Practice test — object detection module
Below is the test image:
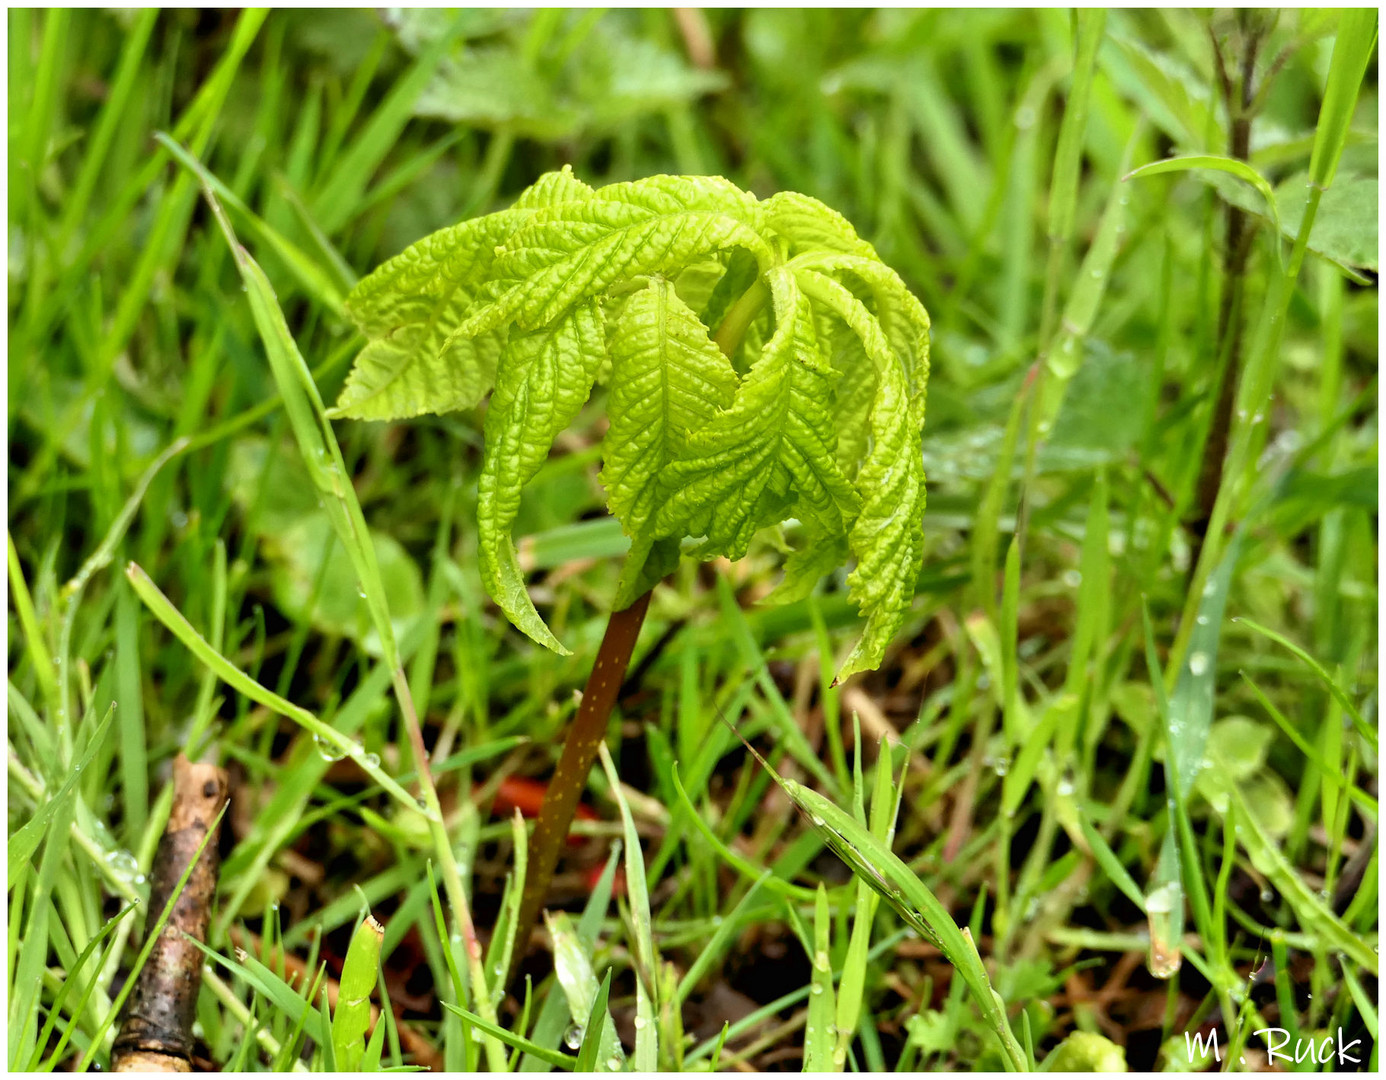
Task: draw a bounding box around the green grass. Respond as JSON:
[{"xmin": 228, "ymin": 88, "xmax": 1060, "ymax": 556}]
[{"xmin": 8, "ymin": 8, "xmax": 1378, "ymax": 1073}]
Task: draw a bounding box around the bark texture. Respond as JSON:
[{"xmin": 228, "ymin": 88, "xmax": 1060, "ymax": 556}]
[{"xmin": 112, "ymin": 755, "xmax": 228, "ymax": 1072}]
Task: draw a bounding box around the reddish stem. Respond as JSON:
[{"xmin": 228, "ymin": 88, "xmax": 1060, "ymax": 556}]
[{"xmin": 509, "ymin": 590, "xmax": 653, "ymax": 975}]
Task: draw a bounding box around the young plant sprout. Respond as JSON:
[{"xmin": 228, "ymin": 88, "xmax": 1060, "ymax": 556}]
[{"xmin": 332, "ymin": 168, "xmax": 930, "ymax": 964}]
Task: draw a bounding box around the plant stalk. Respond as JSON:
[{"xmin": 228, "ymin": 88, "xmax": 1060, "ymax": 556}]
[
  {"xmin": 1188, "ymin": 13, "xmax": 1263, "ymax": 572},
  {"xmin": 509, "ymin": 589, "xmax": 653, "ymax": 976},
  {"xmin": 508, "ymin": 273, "xmax": 766, "ymax": 976}
]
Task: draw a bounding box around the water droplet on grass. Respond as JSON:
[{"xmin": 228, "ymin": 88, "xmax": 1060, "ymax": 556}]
[
  {"xmin": 1188, "ymin": 652, "xmax": 1209, "ymax": 676},
  {"xmin": 313, "ymin": 735, "xmax": 346, "ymax": 762},
  {"xmin": 563, "ymin": 1024, "xmax": 584, "ymax": 1050}
]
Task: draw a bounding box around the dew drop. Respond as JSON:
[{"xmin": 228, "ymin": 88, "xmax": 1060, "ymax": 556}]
[
  {"xmin": 1188, "ymin": 652, "xmax": 1209, "ymax": 677},
  {"xmin": 1260, "ymin": 888, "xmax": 1274, "ymax": 903},
  {"xmin": 313, "ymin": 735, "xmax": 346, "ymax": 762},
  {"xmin": 1196, "ymin": 614, "xmax": 1209, "ymax": 626},
  {"xmin": 809, "ymin": 814, "xmax": 825, "ymax": 828},
  {"xmin": 1145, "ymin": 884, "xmax": 1176, "ymax": 915},
  {"xmin": 606, "ymin": 1057, "xmax": 622, "ymax": 1072},
  {"xmin": 811, "ymin": 983, "xmax": 824, "ymax": 995},
  {"xmin": 363, "ymin": 752, "xmax": 380, "ymax": 769},
  {"xmin": 563, "ymin": 1024, "xmax": 584, "ymax": 1050}
]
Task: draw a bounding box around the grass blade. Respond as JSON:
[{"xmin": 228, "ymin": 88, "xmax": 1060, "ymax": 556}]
[
  {"xmin": 598, "ymin": 744, "xmax": 658, "ymax": 1071},
  {"xmin": 803, "ymin": 883, "xmax": 837, "ymax": 1072}
]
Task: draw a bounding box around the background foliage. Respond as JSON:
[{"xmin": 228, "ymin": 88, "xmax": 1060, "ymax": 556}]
[{"xmin": 8, "ymin": 8, "xmax": 1378, "ymax": 1072}]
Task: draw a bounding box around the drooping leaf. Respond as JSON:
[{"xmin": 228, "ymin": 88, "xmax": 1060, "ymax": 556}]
[
  {"xmin": 477, "ymin": 300, "xmax": 607, "ymax": 653},
  {"xmin": 654, "ymin": 267, "xmax": 861, "ymax": 558},
  {"xmin": 797, "ymin": 269, "xmax": 925, "ymax": 680}
]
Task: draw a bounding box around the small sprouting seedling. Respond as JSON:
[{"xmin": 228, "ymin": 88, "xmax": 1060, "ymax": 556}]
[
  {"xmin": 331, "ymin": 913, "xmax": 385, "ymax": 1071},
  {"xmin": 334, "ymin": 168, "xmax": 930, "ymax": 964}
]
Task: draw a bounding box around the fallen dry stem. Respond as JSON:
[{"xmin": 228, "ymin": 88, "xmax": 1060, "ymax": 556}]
[{"xmin": 112, "ymin": 755, "xmax": 227, "ymax": 1072}]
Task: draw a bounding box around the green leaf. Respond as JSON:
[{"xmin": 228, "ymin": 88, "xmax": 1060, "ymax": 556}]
[
  {"xmin": 774, "ymin": 773, "xmax": 1025, "ymax": 1070},
  {"xmin": 762, "ymin": 190, "xmax": 877, "ymax": 259},
  {"xmin": 333, "ymin": 170, "xmax": 931, "ymax": 680},
  {"xmin": 8, "ymin": 706, "xmax": 115, "ymax": 889},
  {"xmin": 443, "ymin": 1002, "xmax": 579, "ymax": 1070},
  {"xmin": 802, "ymin": 884, "xmax": 837, "ymax": 1072},
  {"xmin": 601, "ymin": 276, "xmax": 737, "ymax": 595},
  {"xmin": 1126, "ymin": 154, "xmax": 1282, "ymax": 239},
  {"xmin": 266, "ymin": 515, "xmax": 425, "ymax": 657},
  {"xmin": 797, "ymin": 270, "xmax": 925, "ymax": 681},
  {"xmin": 656, "ymin": 267, "xmax": 861, "ymax": 559},
  {"xmin": 1105, "ymin": 36, "xmax": 1216, "ymax": 151},
  {"xmin": 478, "ymin": 300, "xmax": 607, "ymax": 653},
  {"xmin": 332, "ymin": 168, "xmax": 595, "ymax": 421},
  {"xmin": 463, "ymin": 175, "xmax": 772, "ymax": 336},
  {"xmin": 1201, "ymin": 171, "xmax": 1378, "ymax": 277},
  {"xmin": 597, "ymin": 746, "xmax": 658, "ymax": 1071},
  {"xmin": 1203, "ymin": 716, "xmax": 1273, "ymax": 782},
  {"xmin": 1308, "ymin": 10, "xmax": 1379, "ymax": 191},
  {"xmin": 1277, "ymin": 174, "xmax": 1378, "ymax": 273},
  {"xmin": 1041, "ymin": 1031, "xmax": 1127, "ymax": 1072},
  {"xmin": 332, "ymin": 914, "xmax": 384, "ymax": 1071}
]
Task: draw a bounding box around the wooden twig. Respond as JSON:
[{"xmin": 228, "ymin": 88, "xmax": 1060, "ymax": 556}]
[
  {"xmin": 672, "ymin": 8, "xmax": 716, "ymax": 69},
  {"xmin": 112, "ymin": 755, "xmax": 228, "ymax": 1072}
]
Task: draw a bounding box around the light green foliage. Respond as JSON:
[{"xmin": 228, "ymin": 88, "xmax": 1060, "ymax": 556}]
[
  {"xmin": 336, "ymin": 169, "xmax": 930, "ymax": 680},
  {"xmin": 1041, "ymin": 1031, "xmax": 1126, "ymax": 1072},
  {"xmin": 331, "ymin": 913, "xmax": 384, "ymax": 1071}
]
